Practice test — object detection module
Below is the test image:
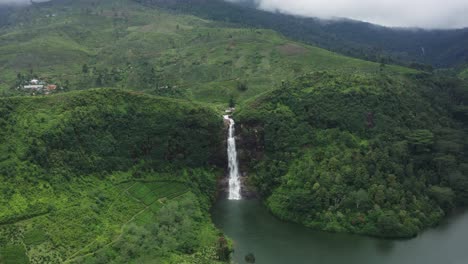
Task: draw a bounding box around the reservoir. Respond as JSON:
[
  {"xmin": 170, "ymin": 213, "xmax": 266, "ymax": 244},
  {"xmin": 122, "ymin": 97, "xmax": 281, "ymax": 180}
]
[{"xmin": 212, "ymin": 199, "xmax": 468, "ymax": 264}]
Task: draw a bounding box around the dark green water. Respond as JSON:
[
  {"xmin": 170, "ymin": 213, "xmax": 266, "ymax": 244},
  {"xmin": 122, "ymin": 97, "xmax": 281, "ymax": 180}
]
[{"xmin": 211, "ymin": 199, "xmax": 468, "ymax": 264}]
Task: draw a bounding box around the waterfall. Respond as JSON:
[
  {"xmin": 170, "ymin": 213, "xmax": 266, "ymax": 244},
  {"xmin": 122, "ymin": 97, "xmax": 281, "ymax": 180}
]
[{"xmin": 224, "ymin": 115, "xmax": 241, "ymax": 200}]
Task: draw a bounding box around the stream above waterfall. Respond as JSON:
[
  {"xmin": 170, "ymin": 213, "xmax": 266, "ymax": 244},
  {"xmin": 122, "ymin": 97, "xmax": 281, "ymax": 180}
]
[{"xmin": 212, "ymin": 199, "xmax": 468, "ymax": 264}]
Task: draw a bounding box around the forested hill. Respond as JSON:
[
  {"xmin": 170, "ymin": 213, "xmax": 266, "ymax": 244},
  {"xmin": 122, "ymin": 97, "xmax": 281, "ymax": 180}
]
[
  {"xmin": 136, "ymin": 0, "xmax": 468, "ymax": 68},
  {"xmin": 236, "ymin": 72, "xmax": 468, "ymax": 238},
  {"xmin": 0, "ymin": 89, "xmax": 230, "ymax": 263},
  {"xmin": 0, "ymin": 1, "xmax": 467, "ymax": 262}
]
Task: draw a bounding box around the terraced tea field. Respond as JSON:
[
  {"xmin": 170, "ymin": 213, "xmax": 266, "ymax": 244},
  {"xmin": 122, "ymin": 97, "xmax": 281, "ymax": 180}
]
[{"xmin": 0, "ymin": 177, "xmax": 191, "ymax": 263}]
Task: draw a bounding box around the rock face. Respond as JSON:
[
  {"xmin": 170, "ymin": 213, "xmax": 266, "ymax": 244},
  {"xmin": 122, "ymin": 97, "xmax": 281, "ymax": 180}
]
[
  {"xmin": 236, "ymin": 121, "xmax": 265, "ymax": 171},
  {"xmin": 234, "ymin": 121, "xmax": 265, "ymax": 199}
]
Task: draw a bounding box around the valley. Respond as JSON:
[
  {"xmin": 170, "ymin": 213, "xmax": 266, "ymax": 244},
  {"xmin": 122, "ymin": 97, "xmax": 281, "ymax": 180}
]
[{"xmin": 0, "ymin": 0, "xmax": 467, "ymax": 263}]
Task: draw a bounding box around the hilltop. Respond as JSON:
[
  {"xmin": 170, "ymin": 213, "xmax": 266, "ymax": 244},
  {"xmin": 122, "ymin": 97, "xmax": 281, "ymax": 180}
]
[
  {"xmin": 138, "ymin": 0, "xmax": 468, "ymax": 68},
  {"xmin": 0, "ymin": 0, "xmax": 413, "ymax": 105}
]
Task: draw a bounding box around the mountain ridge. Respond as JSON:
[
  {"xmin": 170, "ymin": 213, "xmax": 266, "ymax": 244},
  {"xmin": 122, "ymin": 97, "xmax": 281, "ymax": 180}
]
[{"xmin": 137, "ymin": 0, "xmax": 468, "ymax": 67}]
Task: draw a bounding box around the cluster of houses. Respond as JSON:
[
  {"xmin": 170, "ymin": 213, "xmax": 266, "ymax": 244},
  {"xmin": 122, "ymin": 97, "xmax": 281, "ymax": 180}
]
[{"xmin": 22, "ymin": 79, "xmax": 58, "ymax": 95}]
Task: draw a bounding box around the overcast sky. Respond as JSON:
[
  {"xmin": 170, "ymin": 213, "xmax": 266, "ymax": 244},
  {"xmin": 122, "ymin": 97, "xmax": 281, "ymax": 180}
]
[
  {"xmin": 0, "ymin": 0, "xmax": 49, "ymax": 5},
  {"xmin": 0, "ymin": 0, "xmax": 28, "ymax": 4},
  {"xmin": 232, "ymin": 0, "xmax": 468, "ymax": 29},
  {"xmin": 1, "ymin": 0, "xmax": 467, "ymax": 29}
]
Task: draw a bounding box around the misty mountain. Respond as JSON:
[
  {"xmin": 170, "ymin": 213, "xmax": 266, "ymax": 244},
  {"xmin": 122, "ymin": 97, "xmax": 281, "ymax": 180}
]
[
  {"xmin": 135, "ymin": 0, "xmax": 468, "ymax": 67},
  {"xmin": 0, "ymin": 6, "xmax": 13, "ymax": 26}
]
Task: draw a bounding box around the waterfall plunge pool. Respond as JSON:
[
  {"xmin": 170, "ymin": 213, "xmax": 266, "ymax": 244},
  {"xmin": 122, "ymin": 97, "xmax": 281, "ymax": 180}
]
[
  {"xmin": 217, "ymin": 115, "xmax": 468, "ymax": 264},
  {"xmin": 211, "ymin": 199, "xmax": 468, "ymax": 264}
]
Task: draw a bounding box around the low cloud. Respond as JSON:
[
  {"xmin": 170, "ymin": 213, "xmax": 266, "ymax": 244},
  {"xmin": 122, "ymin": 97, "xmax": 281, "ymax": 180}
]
[
  {"xmin": 0, "ymin": 0, "xmax": 49, "ymax": 5},
  {"xmin": 230, "ymin": 0, "xmax": 468, "ymax": 29},
  {"xmin": 0, "ymin": 0, "xmax": 29, "ymax": 5}
]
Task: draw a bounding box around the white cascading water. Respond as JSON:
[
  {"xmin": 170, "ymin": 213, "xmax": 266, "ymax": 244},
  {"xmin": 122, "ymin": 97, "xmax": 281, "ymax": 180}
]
[{"xmin": 224, "ymin": 115, "xmax": 242, "ymax": 200}]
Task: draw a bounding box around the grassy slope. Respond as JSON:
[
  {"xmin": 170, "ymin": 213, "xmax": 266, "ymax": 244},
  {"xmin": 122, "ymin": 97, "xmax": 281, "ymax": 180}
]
[
  {"xmin": 0, "ymin": 0, "xmax": 414, "ymax": 104},
  {"xmin": 0, "ymin": 90, "xmax": 228, "ymax": 263}
]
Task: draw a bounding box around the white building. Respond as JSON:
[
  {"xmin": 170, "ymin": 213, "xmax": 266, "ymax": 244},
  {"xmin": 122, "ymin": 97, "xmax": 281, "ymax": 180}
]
[{"xmin": 23, "ymin": 85, "xmax": 44, "ymax": 90}]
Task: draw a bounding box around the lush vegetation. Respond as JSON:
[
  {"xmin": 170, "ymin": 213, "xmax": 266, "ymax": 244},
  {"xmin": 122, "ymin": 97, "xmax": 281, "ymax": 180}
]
[
  {"xmin": 0, "ymin": 0, "xmax": 467, "ymax": 262},
  {"xmin": 236, "ymin": 72, "xmax": 468, "ymax": 238},
  {"xmin": 0, "ymin": 89, "xmax": 230, "ymax": 263}
]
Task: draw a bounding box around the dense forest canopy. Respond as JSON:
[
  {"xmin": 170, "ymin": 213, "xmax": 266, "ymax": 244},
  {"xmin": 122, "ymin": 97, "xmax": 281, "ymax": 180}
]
[
  {"xmin": 0, "ymin": 90, "xmax": 229, "ymax": 263},
  {"xmin": 236, "ymin": 72, "xmax": 468, "ymax": 237}
]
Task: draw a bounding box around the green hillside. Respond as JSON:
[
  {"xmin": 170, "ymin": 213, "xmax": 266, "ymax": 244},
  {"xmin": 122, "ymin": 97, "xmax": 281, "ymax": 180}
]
[
  {"xmin": 236, "ymin": 72, "xmax": 468, "ymax": 238},
  {"xmin": 0, "ymin": 0, "xmax": 413, "ymax": 104},
  {"xmin": 1, "ymin": 0, "xmax": 468, "ymax": 262},
  {"xmin": 0, "ymin": 89, "xmax": 229, "ymax": 263}
]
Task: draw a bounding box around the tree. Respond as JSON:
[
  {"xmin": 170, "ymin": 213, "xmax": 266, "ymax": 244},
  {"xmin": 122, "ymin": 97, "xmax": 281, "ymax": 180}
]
[
  {"xmin": 96, "ymin": 73, "xmax": 103, "ymax": 86},
  {"xmin": 377, "ymin": 210, "xmax": 400, "ymax": 236},
  {"xmin": 237, "ymin": 81, "xmax": 248, "ymax": 92},
  {"xmin": 433, "ymin": 154, "xmax": 457, "ymax": 177},
  {"xmin": 245, "ymin": 253, "xmax": 256, "ymax": 263},
  {"xmin": 229, "ymin": 97, "xmax": 235, "ymax": 108},
  {"xmin": 352, "ymin": 189, "xmax": 370, "ymax": 210},
  {"xmin": 64, "ymin": 80, "xmax": 70, "ymax": 89},
  {"xmin": 373, "ymin": 185, "xmax": 386, "ymax": 205},
  {"xmin": 149, "ymin": 67, "xmax": 157, "ymax": 86},
  {"xmin": 216, "ymin": 236, "xmax": 231, "ymax": 261},
  {"xmin": 82, "ymin": 64, "xmax": 89, "ymax": 74},
  {"xmin": 379, "ymin": 61, "xmax": 386, "ymax": 72},
  {"xmin": 407, "ymin": 129, "xmax": 434, "ymax": 153},
  {"xmin": 429, "ymin": 186, "xmax": 455, "ymax": 210}
]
